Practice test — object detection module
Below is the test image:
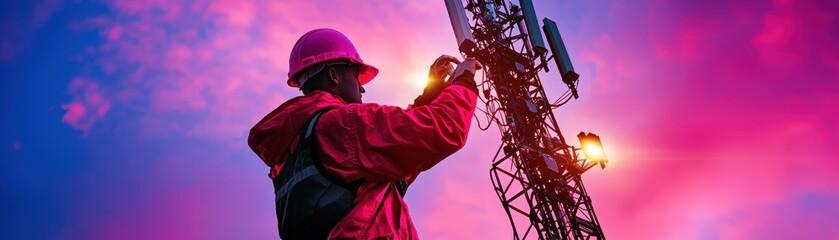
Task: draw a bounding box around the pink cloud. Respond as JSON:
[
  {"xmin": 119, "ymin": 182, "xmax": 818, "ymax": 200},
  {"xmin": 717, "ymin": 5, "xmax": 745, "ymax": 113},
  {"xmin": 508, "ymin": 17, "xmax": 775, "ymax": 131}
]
[
  {"xmin": 208, "ymin": 0, "xmax": 256, "ymax": 27},
  {"xmin": 106, "ymin": 26, "xmax": 123, "ymax": 41},
  {"xmin": 61, "ymin": 77, "xmax": 112, "ymax": 136},
  {"xmin": 750, "ymin": 0, "xmax": 835, "ymax": 69}
]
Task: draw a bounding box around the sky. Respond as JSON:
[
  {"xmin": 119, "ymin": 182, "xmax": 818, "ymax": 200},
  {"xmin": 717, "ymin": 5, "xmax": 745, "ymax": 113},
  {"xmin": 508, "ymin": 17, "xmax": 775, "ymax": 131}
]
[{"xmin": 1, "ymin": 0, "xmax": 838, "ymax": 239}]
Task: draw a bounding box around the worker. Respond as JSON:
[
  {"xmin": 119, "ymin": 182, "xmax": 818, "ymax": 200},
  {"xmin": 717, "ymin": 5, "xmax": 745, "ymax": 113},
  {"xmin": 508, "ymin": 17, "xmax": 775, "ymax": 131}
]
[{"xmin": 248, "ymin": 28, "xmax": 481, "ymax": 239}]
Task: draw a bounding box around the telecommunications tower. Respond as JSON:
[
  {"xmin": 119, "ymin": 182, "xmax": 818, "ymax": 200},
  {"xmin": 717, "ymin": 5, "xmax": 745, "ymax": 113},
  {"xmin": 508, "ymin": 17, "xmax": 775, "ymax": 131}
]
[{"xmin": 444, "ymin": 1, "xmax": 608, "ymax": 239}]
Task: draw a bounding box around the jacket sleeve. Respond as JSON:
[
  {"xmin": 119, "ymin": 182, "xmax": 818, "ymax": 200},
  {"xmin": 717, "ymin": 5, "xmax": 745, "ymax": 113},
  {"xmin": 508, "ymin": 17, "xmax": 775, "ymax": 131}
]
[{"xmin": 316, "ymin": 84, "xmax": 478, "ymax": 182}]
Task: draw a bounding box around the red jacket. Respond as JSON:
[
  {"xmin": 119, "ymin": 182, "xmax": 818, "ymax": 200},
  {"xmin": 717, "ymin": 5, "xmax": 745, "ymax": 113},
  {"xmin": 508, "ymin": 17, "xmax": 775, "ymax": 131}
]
[{"xmin": 249, "ymin": 84, "xmax": 477, "ymax": 239}]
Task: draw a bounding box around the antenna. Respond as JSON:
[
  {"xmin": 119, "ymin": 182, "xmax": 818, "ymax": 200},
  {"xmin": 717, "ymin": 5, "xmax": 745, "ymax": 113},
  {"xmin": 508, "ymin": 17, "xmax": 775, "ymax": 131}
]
[
  {"xmin": 543, "ymin": 18, "xmax": 579, "ymax": 99},
  {"xmin": 519, "ymin": 0, "xmax": 547, "ymax": 55},
  {"xmin": 444, "ymin": 0, "xmax": 476, "ymax": 53}
]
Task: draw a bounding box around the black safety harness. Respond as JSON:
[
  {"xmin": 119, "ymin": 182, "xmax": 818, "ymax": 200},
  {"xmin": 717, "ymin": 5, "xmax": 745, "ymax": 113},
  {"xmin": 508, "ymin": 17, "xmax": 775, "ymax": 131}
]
[{"xmin": 272, "ymin": 108, "xmax": 408, "ymax": 239}]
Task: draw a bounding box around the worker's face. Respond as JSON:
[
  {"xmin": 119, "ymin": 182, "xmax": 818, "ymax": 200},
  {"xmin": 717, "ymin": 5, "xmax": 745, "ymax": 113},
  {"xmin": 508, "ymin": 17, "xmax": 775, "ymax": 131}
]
[{"xmin": 329, "ymin": 63, "xmax": 364, "ymax": 104}]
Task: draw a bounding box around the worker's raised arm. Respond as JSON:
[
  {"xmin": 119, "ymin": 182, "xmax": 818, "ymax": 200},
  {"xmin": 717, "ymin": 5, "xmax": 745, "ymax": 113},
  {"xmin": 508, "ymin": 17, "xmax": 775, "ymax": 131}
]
[{"xmin": 316, "ymin": 78, "xmax": 478, "ymax": 182}]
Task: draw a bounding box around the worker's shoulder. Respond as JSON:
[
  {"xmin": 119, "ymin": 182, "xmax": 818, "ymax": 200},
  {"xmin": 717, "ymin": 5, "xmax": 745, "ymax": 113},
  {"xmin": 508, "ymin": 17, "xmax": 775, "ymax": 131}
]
[
  {"xmin": 315, "ymin": 103, "xmax": 414, "ymax": 132},
  {"xmin": 323, "ymin": 102, "xmax": 409, "ymax": 118}
]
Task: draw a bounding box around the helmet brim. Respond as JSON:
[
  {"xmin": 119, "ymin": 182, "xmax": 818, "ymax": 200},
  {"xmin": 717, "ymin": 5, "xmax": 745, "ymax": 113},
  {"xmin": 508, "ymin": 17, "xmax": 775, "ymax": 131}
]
[
  {"xmin": 357, "ymin": 63, "xmax": 378, "ymax": 86},
  {"xmin": 288, "ymin": 61, "xmax": 378, "ymax": 88}
]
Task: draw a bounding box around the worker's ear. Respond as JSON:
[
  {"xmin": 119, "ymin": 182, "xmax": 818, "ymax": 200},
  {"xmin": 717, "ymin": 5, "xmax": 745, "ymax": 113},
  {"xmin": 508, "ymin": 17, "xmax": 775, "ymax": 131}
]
[{"xmin": 328, "ymin": 67, "xmax": 340, "ymax": 86}]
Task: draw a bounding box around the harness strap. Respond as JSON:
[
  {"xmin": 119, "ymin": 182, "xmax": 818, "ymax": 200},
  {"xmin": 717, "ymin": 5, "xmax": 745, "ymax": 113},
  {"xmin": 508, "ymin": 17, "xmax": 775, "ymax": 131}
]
[
  {"xmin": 274, "ymin": 110, "xmax": 328, "ymax": 203},
  {"xmin": 274, "ymin": 166, "xmax": 317, "ymax": 202}
]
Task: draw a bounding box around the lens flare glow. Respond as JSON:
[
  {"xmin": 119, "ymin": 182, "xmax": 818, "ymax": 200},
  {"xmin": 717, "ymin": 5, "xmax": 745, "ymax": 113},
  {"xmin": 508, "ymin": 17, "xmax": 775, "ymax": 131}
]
[
  {"xmin": 406, "ymin": 71, "xmax": 429, "ymax": 92},
  {"xmin": 585, "ymin": 144, "xmax": 604, "ymax": 160}
]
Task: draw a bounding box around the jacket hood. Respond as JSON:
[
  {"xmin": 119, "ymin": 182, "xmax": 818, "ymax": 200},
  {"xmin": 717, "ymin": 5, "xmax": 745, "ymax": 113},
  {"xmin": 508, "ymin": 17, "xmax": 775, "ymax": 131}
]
[{"xmin": 248, "ymin": 91, "xmax": 346, "ymax": 168}]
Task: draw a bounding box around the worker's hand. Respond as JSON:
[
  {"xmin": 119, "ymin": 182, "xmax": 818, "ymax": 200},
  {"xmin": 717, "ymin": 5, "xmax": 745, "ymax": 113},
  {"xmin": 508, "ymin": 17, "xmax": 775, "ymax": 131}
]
[
  {"xmin": 428, "ymin": 55, "xmax": 460, "ymax": 85},
  {"xmin": 414, "ymin": 55, "xmax": 462, "ymax": 106},
  {"xmin": 451, "ymin": 58, "xmax": 482, "ymax": 92}
]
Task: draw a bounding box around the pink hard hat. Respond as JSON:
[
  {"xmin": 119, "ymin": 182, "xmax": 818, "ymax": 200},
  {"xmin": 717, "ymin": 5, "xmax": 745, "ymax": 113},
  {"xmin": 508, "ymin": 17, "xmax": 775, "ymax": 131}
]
[{"xmin": 287, "ymin": 28, "xmax": 379, "ymax": 87}]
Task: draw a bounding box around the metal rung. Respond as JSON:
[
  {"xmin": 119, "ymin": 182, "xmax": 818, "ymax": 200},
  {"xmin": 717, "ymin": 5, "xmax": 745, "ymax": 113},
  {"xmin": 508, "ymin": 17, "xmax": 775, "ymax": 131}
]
[{"xmin": 574, "ymin": 216, "xmax": 596, "ymax": 233}]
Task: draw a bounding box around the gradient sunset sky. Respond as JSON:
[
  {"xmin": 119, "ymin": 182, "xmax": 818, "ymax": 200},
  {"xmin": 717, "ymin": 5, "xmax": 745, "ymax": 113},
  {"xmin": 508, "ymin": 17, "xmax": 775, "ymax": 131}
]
[{"xmin": 2, "ymin": 0, "xmax": 838, "ymax": 239}]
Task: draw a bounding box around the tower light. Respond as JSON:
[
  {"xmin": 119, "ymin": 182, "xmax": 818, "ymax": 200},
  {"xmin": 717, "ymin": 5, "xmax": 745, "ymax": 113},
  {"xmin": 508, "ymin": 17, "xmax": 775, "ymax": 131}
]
[{"xmin": 578, "ymin": 132, "xmax": 608, "ymax": 169}]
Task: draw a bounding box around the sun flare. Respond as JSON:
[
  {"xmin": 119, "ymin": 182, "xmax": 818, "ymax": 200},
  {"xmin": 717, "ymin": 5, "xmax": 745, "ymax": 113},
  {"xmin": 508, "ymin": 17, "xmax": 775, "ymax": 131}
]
[{"xmin": 406, "ymin": 71, "xmax": 428, "ymax": 92}]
